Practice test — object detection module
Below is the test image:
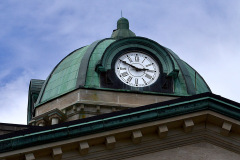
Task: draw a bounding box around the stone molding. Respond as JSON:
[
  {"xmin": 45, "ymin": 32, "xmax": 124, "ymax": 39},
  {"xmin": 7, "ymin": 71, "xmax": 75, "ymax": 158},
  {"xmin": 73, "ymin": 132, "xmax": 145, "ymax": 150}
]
[
  {"xmin": 34, "ymin": 89, "xmax": 177, "ymax": 118},
  {"xmin": 2, "ymin": 111, "xmax": 240, "ymax": 160}
]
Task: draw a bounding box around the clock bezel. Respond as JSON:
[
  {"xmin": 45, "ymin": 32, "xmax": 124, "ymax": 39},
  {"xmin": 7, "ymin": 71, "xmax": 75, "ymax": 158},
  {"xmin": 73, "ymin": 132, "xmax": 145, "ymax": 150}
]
[
  {"xmin": 100, "ymin": 48, "xmax": 169, "ymax": 92},
  {"xmin": 114, "ymin": 51, "xmax": 160, "ymax": 87},
  {"xmin": 99, "ymin": 47, "xmax": 173, "ymax": 93}
]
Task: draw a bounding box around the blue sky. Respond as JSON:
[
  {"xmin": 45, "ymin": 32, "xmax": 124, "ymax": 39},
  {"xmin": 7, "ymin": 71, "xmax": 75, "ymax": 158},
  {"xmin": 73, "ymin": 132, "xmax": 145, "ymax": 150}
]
[{"xmin": 0, "ymin": 0, "xmax": 240, "ymax": 124}]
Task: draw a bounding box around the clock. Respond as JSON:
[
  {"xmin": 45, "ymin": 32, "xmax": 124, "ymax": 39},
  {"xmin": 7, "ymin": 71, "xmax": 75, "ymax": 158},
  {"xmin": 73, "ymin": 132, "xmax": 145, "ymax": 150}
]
[{"xmin": 115, "ymin": 52, "xmax": 160, "ymax": 87}]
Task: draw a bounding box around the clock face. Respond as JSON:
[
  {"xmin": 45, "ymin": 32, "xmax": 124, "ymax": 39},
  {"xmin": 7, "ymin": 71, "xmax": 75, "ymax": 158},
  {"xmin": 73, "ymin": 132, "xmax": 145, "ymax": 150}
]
[{"xmin": 115, "ymin": 52, "xmax": 160, "ymax": 87}]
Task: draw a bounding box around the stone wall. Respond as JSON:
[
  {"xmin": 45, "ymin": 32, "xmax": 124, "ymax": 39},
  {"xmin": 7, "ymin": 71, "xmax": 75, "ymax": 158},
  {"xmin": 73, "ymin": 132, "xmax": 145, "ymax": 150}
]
[
  {"xmin": 123, "ymin": 142, "xmax": 240, "ymax": 160},
  {"xmin": 33, "ymin": 89, "xmax": 178, "ymax": 125}
]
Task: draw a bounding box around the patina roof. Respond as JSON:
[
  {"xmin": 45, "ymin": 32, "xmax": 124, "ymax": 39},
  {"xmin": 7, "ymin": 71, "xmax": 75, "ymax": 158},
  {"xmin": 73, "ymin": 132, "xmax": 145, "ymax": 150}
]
[{"xmin": 33, "ymin": 18, "xmax": 211, "ymax": 106}]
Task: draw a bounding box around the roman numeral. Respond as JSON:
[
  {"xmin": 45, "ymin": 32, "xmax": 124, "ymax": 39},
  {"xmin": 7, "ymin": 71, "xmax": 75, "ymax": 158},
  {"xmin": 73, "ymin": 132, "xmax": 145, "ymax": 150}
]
[
  {"xmin": 146, "ymin": 70, "xmax": 155, "ymax": 73},
  {"xmin": 135, "ymin": 55, "xmax": 139, "ymax": 62},
  {"xmin": 142, "ymin": 78, "xmax": 147, "ymax": 85},
  {"xmin": 127, "ymin": 76, "xmax": 132, "ymax": 82},
  {"xmin": 146, "ymin": 64, "xmax": 152, "ymax": 67},
  {"xmin": 135, "ymin": 78, "xmax": 138, "ymax": 85},
  {"xmin": 121, "ymin": 72, "xmax": 128, "ymax": 77},
  {"xmin": 127, "ymin": 55, "xmax": 133, "ymax": 63},
  {"xmin": 120, "ymin": 67, "xmax": 126, "ymax": 70},
  {"xmin": 142, "ymin": 58, "xmax": 146, "ymax": 63},
  {"xmin": 145, "ymin": 74, "xmax": 152, "ymax": 79}
]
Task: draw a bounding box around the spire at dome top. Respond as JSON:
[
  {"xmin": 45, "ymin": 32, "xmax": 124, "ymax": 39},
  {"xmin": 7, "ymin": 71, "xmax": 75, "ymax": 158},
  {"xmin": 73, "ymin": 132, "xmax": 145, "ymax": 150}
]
[{"xmin": 111, "ymin": 17, "xmax": 136, "ymax": 39}]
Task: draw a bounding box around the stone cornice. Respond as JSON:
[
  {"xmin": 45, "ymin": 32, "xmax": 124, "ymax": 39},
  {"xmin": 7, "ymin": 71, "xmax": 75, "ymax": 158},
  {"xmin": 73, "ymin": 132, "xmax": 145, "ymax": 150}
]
[
  {"xmin": 1, "ymin": 110, "xmax": 240, "ymax": 159},
  {"xmin": 0, "ymin": 93, "xmax": 239, "ymax": 156}
]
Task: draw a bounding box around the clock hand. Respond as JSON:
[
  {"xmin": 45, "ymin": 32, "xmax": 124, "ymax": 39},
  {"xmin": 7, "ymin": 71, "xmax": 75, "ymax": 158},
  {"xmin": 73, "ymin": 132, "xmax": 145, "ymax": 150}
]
[
  {"xmin": 119, "ymin": 59, "xmax": 134, "ymax": 67},
  {"xmin": 119, "ymin": 59, "xmax": 142, "ymax": 71},
  {"xmin": 137, "ymin": 68, "xmax": 157, "ymax": 73},
  {"xmin": 135, "ymin": 67, "xmax": 150, "ymax": 71},
  {"xmin": 119, "ymin": 59, "xmax": 153, "ymax": 72}
]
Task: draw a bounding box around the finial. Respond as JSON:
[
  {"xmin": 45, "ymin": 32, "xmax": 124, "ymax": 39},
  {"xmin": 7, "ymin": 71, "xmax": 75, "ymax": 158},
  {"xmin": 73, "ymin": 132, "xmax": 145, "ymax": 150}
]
[{"xmin": 111, "ymin": 17, "xmax": 136, "ymax": 39}]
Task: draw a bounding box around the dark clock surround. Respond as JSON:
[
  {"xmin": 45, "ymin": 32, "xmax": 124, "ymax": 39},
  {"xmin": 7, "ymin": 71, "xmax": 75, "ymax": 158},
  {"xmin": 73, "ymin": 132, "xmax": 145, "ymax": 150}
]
[{"xmin": 100, "ymin": 47, "xmax": 174, "ymax": 93}]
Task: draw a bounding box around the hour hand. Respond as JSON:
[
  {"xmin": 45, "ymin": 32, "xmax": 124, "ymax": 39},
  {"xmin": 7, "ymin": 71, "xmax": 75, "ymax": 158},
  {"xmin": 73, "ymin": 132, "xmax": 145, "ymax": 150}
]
[{"xmin": 140, "ymin": 68, "xmax": 149, "ymax": 71}]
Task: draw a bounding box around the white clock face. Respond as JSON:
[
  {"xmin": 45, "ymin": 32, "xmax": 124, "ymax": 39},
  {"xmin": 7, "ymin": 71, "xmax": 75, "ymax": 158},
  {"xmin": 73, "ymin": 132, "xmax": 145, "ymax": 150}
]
[{"xmin": 115, "ymin": 52, "xmax": 160, "ymax": 87}]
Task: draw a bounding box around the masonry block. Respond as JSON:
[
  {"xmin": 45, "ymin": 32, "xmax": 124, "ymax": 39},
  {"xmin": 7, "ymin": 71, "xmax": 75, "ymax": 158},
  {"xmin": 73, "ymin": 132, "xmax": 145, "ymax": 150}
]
[
  {"xmin": 25, "ymin": 153, "xmax": 35, "ymax": 160},
  {"xmin": 132, "ymin": 130, "xmax": 142, "ymax": 144},
  {"xmin": 105, "ymin": 136, "xmax": 116, "ymax": 149},
  {"xmin": 79, "ymin": 141, "xmax": 89, "ymax": 155},
  {"xmin": 158, "ymin": 125, "xmax": 168, "ymax": 138},
  {"xmin": 73, "ymin": 105, "xmax": 77, "ymax": 111},
  {"xmin": 221, "ymin": 121, "xmax": 232, "ymax": 136},
  {"xmin": 79, "ymin": 104, "xmax": 85, "ymax": 111},
  {"xmin": 36, "ymin": 119, "xmax": 46, "ymax": 126},
  {"xmin": 52, "ymin": 147, "xmax": 62, "ymax": 160},
  {"xmin": 183, "ymin": 119, "xmax": 194, "ymax": 133},
  {"xmin": 96, "ymin": 106, "xmax": 100, "ymax": 112}
]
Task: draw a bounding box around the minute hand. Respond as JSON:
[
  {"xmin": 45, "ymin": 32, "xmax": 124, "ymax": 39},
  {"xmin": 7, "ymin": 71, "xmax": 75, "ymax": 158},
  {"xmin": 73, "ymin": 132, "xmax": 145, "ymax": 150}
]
[{"xmin": 119, "ymin": 59, "xmax": 142, "ymax": 71}]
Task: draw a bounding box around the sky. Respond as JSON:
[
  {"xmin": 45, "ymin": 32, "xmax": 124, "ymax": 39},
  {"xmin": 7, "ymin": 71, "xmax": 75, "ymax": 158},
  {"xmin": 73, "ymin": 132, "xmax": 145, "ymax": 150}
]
[{"xmin": 0, "ymin": 0, "xmax": 239, "ymax": 124}]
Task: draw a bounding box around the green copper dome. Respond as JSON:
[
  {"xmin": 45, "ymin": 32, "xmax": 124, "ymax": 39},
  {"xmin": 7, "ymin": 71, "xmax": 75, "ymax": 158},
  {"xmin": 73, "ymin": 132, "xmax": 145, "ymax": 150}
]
[{"xmin": 35, "ymin": 19, "xmax": 211, "ymax": 106}]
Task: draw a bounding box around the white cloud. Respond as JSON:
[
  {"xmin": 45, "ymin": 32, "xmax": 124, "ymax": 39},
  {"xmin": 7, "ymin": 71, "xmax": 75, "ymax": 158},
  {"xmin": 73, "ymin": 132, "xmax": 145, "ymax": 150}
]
[{"xmin": 0, "ymin": 70, "xmax": 31, "ymax": 124}]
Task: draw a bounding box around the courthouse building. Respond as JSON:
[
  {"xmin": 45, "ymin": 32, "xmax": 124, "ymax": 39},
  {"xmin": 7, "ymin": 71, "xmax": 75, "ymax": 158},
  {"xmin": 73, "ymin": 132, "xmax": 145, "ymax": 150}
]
[{"xmin": 1, "ymin": 18, "xmax": 240, "ymax": 160}]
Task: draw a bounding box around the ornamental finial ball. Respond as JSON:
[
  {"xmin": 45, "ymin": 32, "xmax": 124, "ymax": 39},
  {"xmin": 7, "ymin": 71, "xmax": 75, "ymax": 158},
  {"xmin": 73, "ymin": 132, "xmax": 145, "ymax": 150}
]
[{"xmin": 117, "ymin": 17, "xmax": 129, "ymax": 29}]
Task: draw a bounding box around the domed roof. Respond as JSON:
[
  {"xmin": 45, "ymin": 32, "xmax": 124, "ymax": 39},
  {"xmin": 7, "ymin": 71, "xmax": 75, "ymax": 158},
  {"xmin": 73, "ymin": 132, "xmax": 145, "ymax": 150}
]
[{"xmin": 35, "ymin": 18, "xmax": 211, "ymax": 106}]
